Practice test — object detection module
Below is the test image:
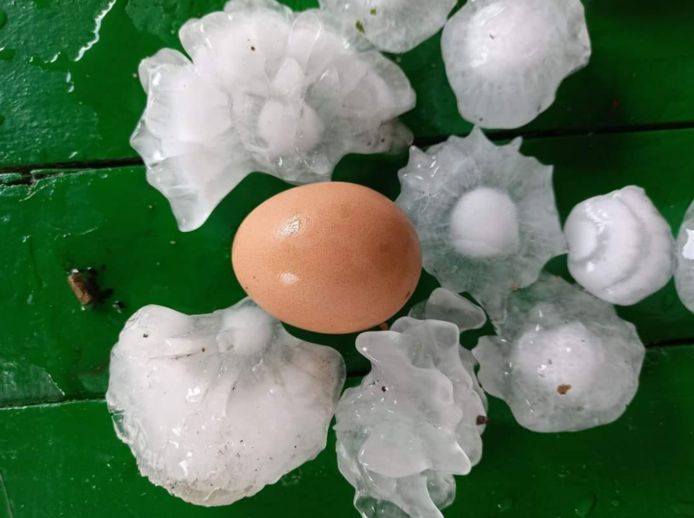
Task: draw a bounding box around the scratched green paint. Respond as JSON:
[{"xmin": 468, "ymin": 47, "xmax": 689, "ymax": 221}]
[{"xmin": 0, "ymin": 346, "xmax": 692, "ymax": 517}]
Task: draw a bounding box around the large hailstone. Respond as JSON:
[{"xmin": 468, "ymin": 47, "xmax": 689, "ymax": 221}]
[
  {"xmin": 106, "ymin": 298, "xmax": 345, "ymax": 506},
  {"xmin": 565, "ymin": 186, "xmax": 675, "ymax": 306},
  {"xmin": 441, "ymin": 0, "xmax": 591, "ymax": 129},
  {"xmin": 675, "ymin": 199, "xmax": 694, "ymax": 312},
  {"xmin": 473, "ymin": 275, "xmax": 645, "ymax": 433},
  {"xmin": 131, "ymin": 0, "xmax": 416, "ymax": 231},
  {"xmin": 396, "ymin": 128, "xmax": 566, "ymax": 321},
  {"xmin": 318, "ymin": 0, "xmax": 456, "ymax": 53},
  {"xmin": 335, "ymin": 317, "xmax": 487, "ymax": 518}
]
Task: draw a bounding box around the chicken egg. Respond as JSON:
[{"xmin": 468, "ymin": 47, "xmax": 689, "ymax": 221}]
[{"xmin": 232, "ymin": 182, "xmax": 422, "ymax": 334}]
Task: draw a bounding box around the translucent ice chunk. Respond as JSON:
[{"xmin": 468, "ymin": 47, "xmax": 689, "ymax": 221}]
[
  {"xmin": 319, "ymin": 0, "xmax": 456, "ymax": 53},
  {"xmin": 473, "ymin": 275, "xmax": 645, "ymax": 432},
  {"xmin": 396, "ymin": 128, "xmax": 566, "ymax": 321},
  {"xmin": 565, "ymin": 186, "xmax": 675, "ymax": 305},
  {"xmin": 132, "ymin": 0, "xmax": 416, "ymax": 231},
  {"xmin": 441, "ymin": 0, "xmax": 591, "ymax": 129},
  {"xmin": 106, "ymin": 298, "xmax": 345, "ymax": 506},
  {"xmin": 409, "ymin": 287, "xmax": 487, "ymax": 331},
  {"xmin": 335, "ymin": 317, "xmax": 487, "ymax": 518},
  {"xmin": 675, "ymin": 199, "xmax": 694, "ymax": 312}
]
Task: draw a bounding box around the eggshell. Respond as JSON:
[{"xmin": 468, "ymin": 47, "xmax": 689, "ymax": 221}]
[{"xmin": 232, "ymin": 182, "xmax": 422, "ymax": 334}]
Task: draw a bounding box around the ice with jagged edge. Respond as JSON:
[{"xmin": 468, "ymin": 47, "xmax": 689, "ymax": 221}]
[
  {"xmin": 131, "ymin": 0, "xmax": 416, "ymax": 231},
  {"xmin": 410, "ymin": 287, "xmax": 487, "ymax": 331},
  {"xmin": 565, "ymin": 186, "xmax": 675, "ymax": 306},
  {"xmin": 473, "ymin": 275, "xmax": 645, "ymax": 433},
  {"xmin": 396, "ymin": 128, "xmax": 566, "ymax": 322},
  {"xmin": 441, "ymin": 0, "xmax": 591, "ymax": 129},
  {"xmin": 319, "ymin": 0, "xmax": 456, "ymax": 53},
  {"xmin": 106, "ymin": 298, "xmax": 345, "ymax": 506},
  {"xmin": 335, "ymin": 317, "xmax": 487, "ymax": 518},
  {"xmin": 675, "ymin": 199, "xmax": 694, "ymax": 312}
]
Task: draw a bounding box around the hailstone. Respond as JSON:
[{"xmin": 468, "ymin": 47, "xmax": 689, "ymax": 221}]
[
  {"xmin": 335, "ymin": 317, "xmax": 487, "ymax": 518},
  {"xmin": 396, "ymin": 128, "xmax": 566, "ymax": 321},
  {"xmin": 565, "ymin": 186, "xmax": 675, "ymax": 306},
  {"xmin": 318, "ymin": 0, "xmax": 456, "ymax": 53},
  {"xmin": 409, "ymin": 287, "xmax": 487, "ymax": 331},
  {"xmin": 675, "ymin": 199, "xmax": 694, "ymax": 312},
  {"xmin": 441, "ymin": 0, "xmax": 591, "ymax": 129},
  {"xmin": 473, "ymin": 275, "xmax": 645, "ymax": 433},
  {"xmin": 131, "ymin": 0, "xmax": 416, "ymax": 231},
  {"xmin": 106, "ymin": 298, "xmax": 346, "ymax": 506}
]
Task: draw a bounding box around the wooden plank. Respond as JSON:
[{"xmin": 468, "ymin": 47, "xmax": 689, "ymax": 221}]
[
  {"xmin": 2, "ymin": 0, "xmax": 694, "ymax": 168},
  {"xmin": 1, "ymin": 129, "xmax": 693, "ymax": 406},
  {"xmin": 0, "ymin": 345, "xmax": 692, "ymax": 517}
]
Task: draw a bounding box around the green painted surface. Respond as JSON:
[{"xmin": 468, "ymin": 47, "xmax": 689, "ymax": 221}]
[
  {"xmin": 2, "ymin": 0, "xmax": 694, "ymax": 167},
  {"xmin": 1, "ymin": 129, "xmax": 692, "ymax": 407},
  {"xmin": 0, "ymin": 346, "xmax": 692, "ymax": 517},
  {"xmin": 0, "ymin": 0, "xmax": 693, "ymax": 515}
]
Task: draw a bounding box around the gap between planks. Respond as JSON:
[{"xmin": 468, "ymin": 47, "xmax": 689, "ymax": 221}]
[
  {"xmin": 3, "ymin": 120, "xmax": 694, "ymax": 180},
  {"xmin": 1, "ymin": 340, "xmax": 693, "ymax": 411}
]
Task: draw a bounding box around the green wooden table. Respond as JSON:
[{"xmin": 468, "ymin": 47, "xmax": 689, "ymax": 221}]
[{"xmin": 1, "ymin": 0, "xmax": 693, "ymax": 516}]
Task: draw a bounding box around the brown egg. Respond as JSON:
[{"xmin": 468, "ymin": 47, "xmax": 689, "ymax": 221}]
[{"xmin": 231, "ymin": 182, "xmax": 422, "ymax": 334}]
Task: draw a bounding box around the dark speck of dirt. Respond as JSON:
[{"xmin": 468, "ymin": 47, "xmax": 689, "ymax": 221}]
[
  {"xmin": 557, "ymin": 384, "xmax": 572, "ymax": 395},
  {"xmin": 381, "ymin": 386, "xmax": 387, "ymax": 392},
  {"xmin": 142, "ymin": 333, "xmax": 149, "ymax": 339},
  {"xmin": 67, "ymin": 268, "xmax": 113, "ymax": 306},
  {"xmin": 476, "ymin": 415, "xmax": 489, "ymax": 426}
]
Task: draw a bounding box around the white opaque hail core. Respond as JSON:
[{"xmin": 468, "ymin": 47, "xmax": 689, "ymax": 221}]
[
  {"xmin": 396, "ymin": 128, "xmax": 566, "ymax": 321},
  {"xmin": 335, "ymin": 317, "xmax": 487, "ymax": 518},
  {"xmin": 565, "ymin": 185, "xmax": 675, "ymax": 306},
  {"xmin": 449, "ymin": 187, "xmax": 520, "ymax": 258},
  {"xmin": 319, "ymin": 0, "xmax": 456, "ymax": 53},
  {"xmin": 131, "ymin": 0, "xmax": 415, "ymax": 231},
  {"xmin": 675, "ymin": 199, "xmax": 694, "ymax": 312},
  {"xmin": 441, "ymin": 0, "xmax": 591, "ymax": 129},
  {"xmin": 106, "ymin": 298, "xmax": 345, "ymax": 506},
  {"xmin": 473, "ymin": 275, "xmax": 645, "ymax": 433}
]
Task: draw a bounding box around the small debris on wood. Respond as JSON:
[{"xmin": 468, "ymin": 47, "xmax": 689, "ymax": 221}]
[
  {"xmin": 66, "ymin": 267, "xmax": 114, "ymax": 307},
  {"xmin": 557, "ymin": 384, "xmax": 572, "ymax": 395},
  {"xmin": 67, "ymin": 270, "xmax": 96, "ymax": 306}
]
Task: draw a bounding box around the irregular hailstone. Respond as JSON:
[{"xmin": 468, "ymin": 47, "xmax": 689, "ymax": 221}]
[
  {"xmin": 335, "ymin": 317, "xmax": 487, "ymax": 518},
  {"xmin": 675, "ymin": 199, "xmax": 694, "ymax": 312},
  {"xmin": 106, "ymin": 298, "xmax": 345, "ymax": 506},
  {"xmin": 396, "ymin": 128, "xmax": 566, "ymax": 321},
  {"xmin": 473, "ymin": 275, "xmax": 645, "ymax": 433},
  {"xmin": 131, "ymin": 0, "xmax": 416, "ymax": 231},
  {"xmin": 441, "ymin": 0, "xmax": 591, "ymax": 129},
  {"xmin": 409, "ymin": 287, "xmax": 487, "ymax": 331},
  {"xmin": 565, "ymin": 186, "xmax": 675, "ymax": 306},
  {"xmin": 319, "ymin": 0, "xmax": 456, "ymax": 53}
]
